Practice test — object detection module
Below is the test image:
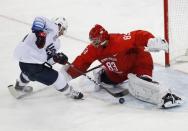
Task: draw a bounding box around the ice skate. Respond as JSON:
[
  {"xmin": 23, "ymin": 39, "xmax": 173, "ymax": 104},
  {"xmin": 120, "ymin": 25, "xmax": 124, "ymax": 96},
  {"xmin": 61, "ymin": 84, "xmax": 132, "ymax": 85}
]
[
  {"xmin": 14, "ymin": 80, "xmax": 33, "ymax": 93},
  {"xmin": 67, "ymin": 86, "xmax": 83, "ymax": 99},
  {"xmin": 161, "ymin": 93, "xmax": 183, "ymax": 108},
  {"xmin": 8, "ymin": 81, "xmax": 33, "ymax": 99}
]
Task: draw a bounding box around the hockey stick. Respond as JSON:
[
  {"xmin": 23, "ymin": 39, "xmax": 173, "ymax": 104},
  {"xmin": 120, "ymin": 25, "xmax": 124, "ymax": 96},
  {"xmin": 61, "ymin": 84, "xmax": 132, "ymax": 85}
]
[
  {"xmin": 67, "ymin": 62, "xmax": 128, "ymax": 97},
  {"xmin": 85, "ymin": 64, "xmax": 102, "ymax": 73}
]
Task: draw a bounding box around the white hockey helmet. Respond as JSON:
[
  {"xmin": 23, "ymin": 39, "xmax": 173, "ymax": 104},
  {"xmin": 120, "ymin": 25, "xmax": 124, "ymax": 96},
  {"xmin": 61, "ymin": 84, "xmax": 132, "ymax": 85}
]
[{"xmin": 53, "ymin": 17, "xmax": 68, "ymax": 32}]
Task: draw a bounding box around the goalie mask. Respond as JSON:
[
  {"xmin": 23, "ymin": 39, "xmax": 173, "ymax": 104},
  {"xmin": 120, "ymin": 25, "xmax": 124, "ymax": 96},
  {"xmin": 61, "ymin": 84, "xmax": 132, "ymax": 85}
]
[
  {"xmin": 53, "ymin": 17, "xmax": 68, "ymax": 35},
  {"xmin": 89, "ymin": 24, "xmax": 109, "ymax": 47}
]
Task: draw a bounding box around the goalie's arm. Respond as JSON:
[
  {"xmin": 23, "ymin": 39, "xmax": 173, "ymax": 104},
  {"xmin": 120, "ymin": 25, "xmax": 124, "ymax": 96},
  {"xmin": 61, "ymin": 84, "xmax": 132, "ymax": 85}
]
[{"xmin": 67, "ymin": 45, "xmax": 97, "ymax": 78}]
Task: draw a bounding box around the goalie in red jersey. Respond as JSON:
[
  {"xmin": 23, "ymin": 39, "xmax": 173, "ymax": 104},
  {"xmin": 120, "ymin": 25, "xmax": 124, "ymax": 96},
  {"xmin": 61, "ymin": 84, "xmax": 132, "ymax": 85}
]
[{"xmin": 66, "ymin": 24, "xmax": 182, "ymax": 108}]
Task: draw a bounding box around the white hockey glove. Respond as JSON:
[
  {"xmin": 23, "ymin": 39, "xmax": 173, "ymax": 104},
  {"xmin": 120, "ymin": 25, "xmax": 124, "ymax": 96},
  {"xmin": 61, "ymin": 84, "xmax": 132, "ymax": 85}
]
[{"xmin": 145, "ymin": 38, "xmax": 169, "ymax": 53}]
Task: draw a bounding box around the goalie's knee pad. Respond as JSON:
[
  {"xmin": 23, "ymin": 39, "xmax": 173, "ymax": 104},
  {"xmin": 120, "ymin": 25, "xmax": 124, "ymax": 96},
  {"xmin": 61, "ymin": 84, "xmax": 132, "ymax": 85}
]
[
  {"xmin": 93, "ymin": 67, "xmax": 117, "ymax": 84},
  {"xmin": 93, "ymin": 68, "xmax": 103, "ymax": 83},
  {"xmin": 128, "ymin": 73, "xmax": 169, "ymax": 105},
  {"xmin": 93, "ymin": 67, "xmax": 115, "ymax": 91},
  {"xmin": 52, "ymin": 72, "xmax": 68, "ymax": 91},
  {"xmin": 93, "ymin": 67, "xmax": 103, "ymax": 91}
]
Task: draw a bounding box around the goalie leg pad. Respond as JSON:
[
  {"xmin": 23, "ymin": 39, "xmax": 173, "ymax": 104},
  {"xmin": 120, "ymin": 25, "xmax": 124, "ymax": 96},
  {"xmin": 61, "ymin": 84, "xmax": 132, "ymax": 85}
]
[{"xmin": 127, "ymin": 73, "xmax": 169, "ymax": 105}]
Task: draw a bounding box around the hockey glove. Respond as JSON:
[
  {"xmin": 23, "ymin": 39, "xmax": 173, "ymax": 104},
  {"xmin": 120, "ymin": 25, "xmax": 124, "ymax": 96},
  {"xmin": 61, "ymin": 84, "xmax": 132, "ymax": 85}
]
[
  {"xmin": 53, "ymin": 52, "xmax": 68, "ymax": 65},
  {"xmin": 146, "ymin": 37, "xmax": 169, "ymax": 53},
  {"xmin": 35, "ymin": 31, "xmax": 46, "ymax": 49}
]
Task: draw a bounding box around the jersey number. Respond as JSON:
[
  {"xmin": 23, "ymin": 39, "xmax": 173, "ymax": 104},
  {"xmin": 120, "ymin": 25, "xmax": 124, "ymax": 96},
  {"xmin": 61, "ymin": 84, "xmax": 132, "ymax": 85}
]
[
  {"xmin": 105, "ymin": 62, "xmax": 118, "ymax": 72},
  {"xmin": 123, "ymin": 33, "xmax": 131, "ymax": 40}
]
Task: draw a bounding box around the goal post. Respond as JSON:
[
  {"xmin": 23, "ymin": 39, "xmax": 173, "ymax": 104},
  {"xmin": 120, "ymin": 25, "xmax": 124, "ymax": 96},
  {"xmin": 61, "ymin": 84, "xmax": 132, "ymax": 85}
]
[
  {"xmin": 163, "ymin": 0, "xmax": 170, "ymax": 66},
  {"xmin": 163, "ymin": 0, "xmax": 188, "ymax": 66}
]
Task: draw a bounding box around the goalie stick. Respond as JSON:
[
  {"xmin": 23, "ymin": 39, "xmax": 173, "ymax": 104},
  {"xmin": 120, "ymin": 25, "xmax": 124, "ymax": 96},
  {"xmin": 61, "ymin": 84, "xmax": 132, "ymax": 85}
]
[
  {"xmin": 85, "ymin": 64, "xmax": 102, "ymax": 73},
  {"xmin": 67, "ymin": 62, "xmax": 129, "ymax": 97}
]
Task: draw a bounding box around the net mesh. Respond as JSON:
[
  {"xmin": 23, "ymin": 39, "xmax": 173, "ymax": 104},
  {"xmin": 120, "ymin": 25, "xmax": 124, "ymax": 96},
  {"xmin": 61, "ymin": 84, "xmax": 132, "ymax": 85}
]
[{"xmin": 168, "ymin": 0, "xmax": 188, "ymax": 64}]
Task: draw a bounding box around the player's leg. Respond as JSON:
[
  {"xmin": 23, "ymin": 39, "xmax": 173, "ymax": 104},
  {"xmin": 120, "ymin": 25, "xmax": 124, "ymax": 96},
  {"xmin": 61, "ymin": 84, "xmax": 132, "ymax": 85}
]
[
  {"xmin": 129, "ymin": 51, "xmax": 182, "ymax": 108},
  {"xmin": 50, "ymin": 70, "xmax": 83, "ymax": 99},
  {"xmin": 31, "ymin": 64, "xmax": 83, "ymax": 99},
  {"xmin": 18, "ymin": 62, "xmax": 83, "ymax": 99}
]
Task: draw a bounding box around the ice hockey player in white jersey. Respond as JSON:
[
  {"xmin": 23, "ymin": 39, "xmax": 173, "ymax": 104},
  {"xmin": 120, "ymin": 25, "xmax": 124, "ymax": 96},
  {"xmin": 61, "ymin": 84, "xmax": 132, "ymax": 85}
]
[{"xmin": 12, "ymin": 16, "xmax": 83, "ymax": 99}]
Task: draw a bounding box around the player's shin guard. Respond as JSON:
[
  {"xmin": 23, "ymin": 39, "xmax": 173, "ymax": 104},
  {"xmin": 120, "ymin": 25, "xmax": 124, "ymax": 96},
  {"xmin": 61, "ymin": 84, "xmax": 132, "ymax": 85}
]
[
  {"xmin": 57, "ymin": 84, "xmax": 83, "ymax": 99},
  {"xmin": 127, "ymin": 73, "xmax": 182, "ymax": 108},
  {"xmin": 60, "ymin": 64, "xmax": 72, "ymax": 82},
  {"xmin": 52, "ymin": 72, "xmax": 83, "ymax": 99}
]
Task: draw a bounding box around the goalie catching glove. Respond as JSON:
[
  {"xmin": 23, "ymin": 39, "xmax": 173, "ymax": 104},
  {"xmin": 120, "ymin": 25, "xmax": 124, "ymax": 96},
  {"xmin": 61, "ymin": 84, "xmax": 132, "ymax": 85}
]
[
  {"xmin": 146, "ymin": 37, "xmax": 169, "ymax": 52},
  {"xmin": 53, "ymin": 52, "xmax": 68, "ymax": 65}
]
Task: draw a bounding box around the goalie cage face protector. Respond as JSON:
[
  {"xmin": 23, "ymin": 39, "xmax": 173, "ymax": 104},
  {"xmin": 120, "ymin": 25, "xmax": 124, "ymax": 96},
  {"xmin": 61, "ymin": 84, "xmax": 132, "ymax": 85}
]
[{"xmin": 89, "ymin": 24, "xmax": 109, "ymax": 47}]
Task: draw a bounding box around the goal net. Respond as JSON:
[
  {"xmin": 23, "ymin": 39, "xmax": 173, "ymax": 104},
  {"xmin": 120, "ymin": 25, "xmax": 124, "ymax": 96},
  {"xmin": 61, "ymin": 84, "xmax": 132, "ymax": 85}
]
[{"xmin": 164, "ymin": 0, "xmax": 188, "ymax": 66}]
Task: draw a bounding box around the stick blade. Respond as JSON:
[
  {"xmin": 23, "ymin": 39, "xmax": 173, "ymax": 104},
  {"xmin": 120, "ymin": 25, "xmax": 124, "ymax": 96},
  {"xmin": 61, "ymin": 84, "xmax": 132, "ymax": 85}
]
[{"xmin": 101, "ymin": 86, "xmax": 129, "ymax": 97}]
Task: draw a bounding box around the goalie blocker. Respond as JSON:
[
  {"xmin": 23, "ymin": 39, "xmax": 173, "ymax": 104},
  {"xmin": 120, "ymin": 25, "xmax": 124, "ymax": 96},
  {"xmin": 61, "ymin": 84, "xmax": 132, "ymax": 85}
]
[{"xmin": 128, "ymin": 73, "xmax": 182, "ymax": 108}]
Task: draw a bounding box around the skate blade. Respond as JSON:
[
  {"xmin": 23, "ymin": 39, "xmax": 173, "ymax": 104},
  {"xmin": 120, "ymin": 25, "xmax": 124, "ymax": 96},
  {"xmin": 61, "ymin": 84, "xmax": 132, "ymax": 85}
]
[
  {"xmin": 7, "ymin": 85, "xmax": 29, "ymax": 99},
  {"xmin": 163, "ymin": 100, "xmax": 183, "ymax": 108}
]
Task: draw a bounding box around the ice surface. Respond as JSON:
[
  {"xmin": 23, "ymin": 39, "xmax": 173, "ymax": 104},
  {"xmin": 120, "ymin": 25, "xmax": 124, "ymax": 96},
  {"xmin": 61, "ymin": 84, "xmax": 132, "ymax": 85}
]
[{"xmin": 0, "ymin": 0, "xmax": 188, "ymax": 131}]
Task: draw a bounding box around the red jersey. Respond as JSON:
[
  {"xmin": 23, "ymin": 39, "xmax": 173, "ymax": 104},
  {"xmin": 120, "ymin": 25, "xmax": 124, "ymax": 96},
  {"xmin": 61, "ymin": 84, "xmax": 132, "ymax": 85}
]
[{"xmin": 67, "ymin": 30, "xmax": 154, "ymax": 83}]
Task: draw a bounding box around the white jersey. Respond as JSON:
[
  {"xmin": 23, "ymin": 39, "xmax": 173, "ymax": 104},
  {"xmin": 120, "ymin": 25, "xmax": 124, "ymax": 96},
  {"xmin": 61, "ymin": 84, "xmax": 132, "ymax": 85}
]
[{"xmin": 14, "ymin": 17, "xmax": 60, "ymax": 64}]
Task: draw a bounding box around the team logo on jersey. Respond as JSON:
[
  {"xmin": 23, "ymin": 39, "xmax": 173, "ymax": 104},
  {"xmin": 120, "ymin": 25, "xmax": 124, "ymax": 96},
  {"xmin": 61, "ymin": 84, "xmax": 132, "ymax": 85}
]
[
  {"xmin": 46, "ymin": 43, "xmax": 56, "ymax": 60},
  {"xmin": 123, "ymin": 33, "xmax": 131, "ymax": 40}
]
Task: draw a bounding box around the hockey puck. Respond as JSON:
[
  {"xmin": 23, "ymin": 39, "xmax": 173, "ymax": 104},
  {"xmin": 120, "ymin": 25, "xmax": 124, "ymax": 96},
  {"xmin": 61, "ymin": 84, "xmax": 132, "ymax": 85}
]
[{"xmin": 119, "ymin": 98, "xmax": 125, "ymax": 104}]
